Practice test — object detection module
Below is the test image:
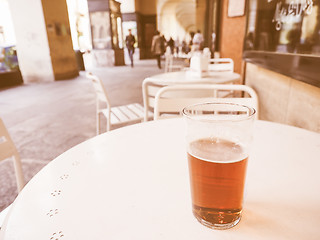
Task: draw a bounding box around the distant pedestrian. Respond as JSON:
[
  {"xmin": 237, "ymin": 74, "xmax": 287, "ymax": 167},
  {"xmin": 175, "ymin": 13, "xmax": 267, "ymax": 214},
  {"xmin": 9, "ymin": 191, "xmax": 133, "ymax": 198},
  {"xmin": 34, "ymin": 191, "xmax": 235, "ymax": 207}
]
[
  {"xmin": 167, "ymin": 37, "xmax": 174, "ymax": 54},
  {"xmin": 211, "ymin": 31, "xmax": 216, "ymax": 56},
  {"xmin": 181, "ymin": 40, "xmax": 188, "ymax": 53},
  {"xmin": 175, "ymin": 38, "xmax": 180, "ymax": 54},
  {"xmin": 125, "ymin": 29, "xmax": 136, "ymax": 67},
  {"xmin": 189, "ymin": 31, "xmax": 195, "ymax": 51},
  {"xmin": 151, "ymin": 31, "xmax": 165, "ymax": 69},
  {"xmin": 192, "ymin": 30, "xmax": 204, "ymax": 51}
]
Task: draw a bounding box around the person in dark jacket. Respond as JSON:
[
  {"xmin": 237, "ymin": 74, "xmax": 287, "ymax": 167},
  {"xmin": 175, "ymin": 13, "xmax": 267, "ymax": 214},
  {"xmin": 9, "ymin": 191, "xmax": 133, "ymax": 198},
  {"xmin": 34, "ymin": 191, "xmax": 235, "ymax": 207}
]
[
  {"xmin": 125, "ymin": 29, "xmax": 136, "ymax": 67},
  {"xmin": 167, "ymin": 37, "xmax": 174, "ymax": 54},
  {"xmin": 151, "ymin": 31, "xmax": 165, "ymax": 69}
]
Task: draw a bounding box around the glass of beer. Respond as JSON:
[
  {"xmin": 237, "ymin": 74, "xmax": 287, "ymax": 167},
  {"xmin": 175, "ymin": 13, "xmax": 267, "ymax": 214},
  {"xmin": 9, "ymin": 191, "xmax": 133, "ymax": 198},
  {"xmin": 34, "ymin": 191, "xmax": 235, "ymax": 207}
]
[{"xmin": 182, "ymin": 102, "xmax": 256, "ymax": 230}]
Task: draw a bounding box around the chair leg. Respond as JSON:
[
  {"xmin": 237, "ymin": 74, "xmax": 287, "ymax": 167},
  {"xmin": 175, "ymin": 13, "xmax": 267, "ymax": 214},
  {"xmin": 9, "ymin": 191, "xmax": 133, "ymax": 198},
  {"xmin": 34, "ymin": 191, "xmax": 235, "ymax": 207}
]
[
  {"xmin": 0, "ymin": 204, "xmax": 11, "ymax": 229},
  {"xmin": 106, "ymin": 116, "xmax": 110, "ymax": 132},
  {"xmin": 96, "ymin": 112, "xmax": 100, "ymax": 135},
  {"xmin": 13, "ymin": 155, "xmax": 25, "ymax": 192}
]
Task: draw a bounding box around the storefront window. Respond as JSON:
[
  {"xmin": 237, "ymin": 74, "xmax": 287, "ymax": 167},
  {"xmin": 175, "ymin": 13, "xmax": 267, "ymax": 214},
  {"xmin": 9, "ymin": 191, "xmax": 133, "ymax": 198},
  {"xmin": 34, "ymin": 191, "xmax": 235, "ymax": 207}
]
[
  {"xmin": 110, "ymin": 13, "xmax": 118, "ymax": 48},
  {"xmin": 90, "ymin": 11, "xmax": 112, "ymax": 49},
  {"xmin": 244, "ymin": 0, "xmax": 320, "ymax": 56},
  {"xmin": 117, "ymin": 17, "xmax": 123, "ymax": 49},
  {"xmin": 244, "ymin": 0, "xmax": 320, "ymax": 88}
]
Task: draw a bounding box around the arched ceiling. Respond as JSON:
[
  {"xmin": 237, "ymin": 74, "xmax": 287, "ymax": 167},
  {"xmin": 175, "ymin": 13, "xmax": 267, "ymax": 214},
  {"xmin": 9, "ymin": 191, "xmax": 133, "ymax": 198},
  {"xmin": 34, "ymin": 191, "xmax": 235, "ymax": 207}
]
[
  {"xmin": 175, "ymin": 1, "xmax": 196, "ymax": 31},
  {"xmin": 157, "ymin": 0, "xmax": 196, "ymax": 39}
]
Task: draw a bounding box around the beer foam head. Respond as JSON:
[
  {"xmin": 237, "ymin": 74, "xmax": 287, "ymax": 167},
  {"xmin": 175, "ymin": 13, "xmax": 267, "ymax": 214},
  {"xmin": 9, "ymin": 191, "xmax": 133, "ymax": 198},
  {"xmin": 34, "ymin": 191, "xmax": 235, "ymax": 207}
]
[{"xmin": 188, "ymin": 138, "xmax": 248, "ymax": 163}]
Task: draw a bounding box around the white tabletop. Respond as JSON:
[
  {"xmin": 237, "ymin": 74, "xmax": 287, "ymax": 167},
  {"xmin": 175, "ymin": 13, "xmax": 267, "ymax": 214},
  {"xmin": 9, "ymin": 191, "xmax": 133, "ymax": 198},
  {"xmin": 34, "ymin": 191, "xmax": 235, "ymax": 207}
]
[
  {"xmin": 1, "ymin": 119, "xmax": 320, "ymax": 240},
  {"xmin": 147, "ymin": 70, "xmax": 240, "ymax": 85}
]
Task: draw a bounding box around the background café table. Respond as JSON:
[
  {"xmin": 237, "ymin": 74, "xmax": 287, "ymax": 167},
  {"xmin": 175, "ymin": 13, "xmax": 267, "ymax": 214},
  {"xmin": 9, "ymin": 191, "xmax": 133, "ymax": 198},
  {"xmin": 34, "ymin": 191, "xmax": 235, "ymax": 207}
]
[
  {"xmin": 146, "ymin": 70, "xmax": 240, "ymax": 85},
  {"xmin": 1, "ymin": 119, "xmax": 320, "ymax": 240}
]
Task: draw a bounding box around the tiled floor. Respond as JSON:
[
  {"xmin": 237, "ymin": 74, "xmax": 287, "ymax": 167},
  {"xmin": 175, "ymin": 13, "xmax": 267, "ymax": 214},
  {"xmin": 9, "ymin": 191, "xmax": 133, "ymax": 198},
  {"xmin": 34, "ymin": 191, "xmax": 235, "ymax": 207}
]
[{"xmin": 0, "ymin": 59, "xmax": 164, "ymax": 211}]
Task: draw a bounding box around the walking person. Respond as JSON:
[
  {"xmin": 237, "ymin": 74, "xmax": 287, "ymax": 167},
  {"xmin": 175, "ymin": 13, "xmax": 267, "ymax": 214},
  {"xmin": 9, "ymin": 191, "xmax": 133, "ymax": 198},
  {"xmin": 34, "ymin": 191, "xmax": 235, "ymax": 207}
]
[
  {"xmin": 192, "ymin": 30, "xmax": 204, "ymax": 51},
  {"xmin": 151, "ymin": 31, "xmax": 164, "ymax": 69},
  {"xmin": 211, "ymin": 31, "xmax": 216, "ymax": 57},
  {"xmin": 167, "ymin": 37, "xmax": 174, "ymax": 54},
  {"xmin": 125, "ymin": 29, "xmax": 136, "ymax": 67}
]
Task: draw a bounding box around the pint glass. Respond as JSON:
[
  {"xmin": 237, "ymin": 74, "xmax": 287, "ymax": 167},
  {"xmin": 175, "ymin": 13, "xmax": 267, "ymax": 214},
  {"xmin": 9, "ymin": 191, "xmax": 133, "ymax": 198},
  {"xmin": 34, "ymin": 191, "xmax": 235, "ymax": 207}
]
[{"xmin": 182, "ymin": 103, "xmax": 256, "ymax": 230}]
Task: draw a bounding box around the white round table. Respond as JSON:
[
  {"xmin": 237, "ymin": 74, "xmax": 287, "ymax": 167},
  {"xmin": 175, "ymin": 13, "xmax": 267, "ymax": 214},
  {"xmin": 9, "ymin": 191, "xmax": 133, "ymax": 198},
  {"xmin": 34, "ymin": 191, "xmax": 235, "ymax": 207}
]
[
  {"xmin": 1, "ymin": 119, "xmax": 320, "ymax": 240},
  {"xmin": 146, "ymin": 70, "xmax": 241, "ymax": 85}
]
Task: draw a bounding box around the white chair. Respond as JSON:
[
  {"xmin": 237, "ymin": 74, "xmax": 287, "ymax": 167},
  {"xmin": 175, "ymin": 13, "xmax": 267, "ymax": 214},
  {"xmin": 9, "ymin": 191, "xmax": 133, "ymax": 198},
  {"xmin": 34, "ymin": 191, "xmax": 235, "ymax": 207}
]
[
  {"xmin": 208, "ymin": 58, "xmax": 234, "ymax": 72},
  {"xmin": 164, "ymin": 47, "xmax": 184, "ymax": 73},
  {"xmin": 153, "ymin": 84, "xmax": 259, "ymax": 120},
  {"xmin": 87, "ymin": 72, "xmax": 145, "ymax": 134},
  {"xmin": 203, "ymin": 47, "xmax": 211, "ymax": 59},
  {"xmin": 142, "ymin": 77, "xmax": 240, "ymax": 122},
  {"xmin": 142, "ymin": 78, "xmax": 164, "ymax": 121},
  {"xmin": 0, "ymin": 118, "xmax": 24, "ymax": 192},
  {"xmin": 0, "ymin": 118, "xmax": 25, "ymax": 229}
]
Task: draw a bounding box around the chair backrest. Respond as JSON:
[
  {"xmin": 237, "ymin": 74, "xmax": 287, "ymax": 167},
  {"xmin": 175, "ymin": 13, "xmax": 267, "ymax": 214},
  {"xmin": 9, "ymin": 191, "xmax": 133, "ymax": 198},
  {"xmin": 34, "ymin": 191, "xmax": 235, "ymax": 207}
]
[
  {"xmin": 208, "ymin": 58, "xmax": 234, "ymax": 72},
  {"xmin": 87, "ymin": 72, "xmax": 111, "ymax": 110},
  {"xmin": 202, "ymin": 47, "xmax": 211, "ymax": 59},
  {"xmin": 164, "ymin": 56, "xmax": 173, "ymax": 73},
  {"xmin": 153, "ymin": 84, "xmax": 259, "ymax": 120},
  {"xmin": 142, "ymin": 78, "xmax": 165, "ymax": 121},
  {"xmin": 0, "ymin": 118, "xmax": 25, "ymax": 192},
  {"xmin": 164, "ymin": 46, "xmax": 175, "ymax": 73}
]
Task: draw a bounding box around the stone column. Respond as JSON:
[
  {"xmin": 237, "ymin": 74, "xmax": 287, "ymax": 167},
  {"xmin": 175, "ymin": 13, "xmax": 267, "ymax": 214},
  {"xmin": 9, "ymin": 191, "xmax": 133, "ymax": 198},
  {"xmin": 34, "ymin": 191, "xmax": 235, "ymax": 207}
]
[
  {"xmin": 195, "ymin": 0, "xmax": 206, "ymax": 36},
  {"xmin": 8, "ymin": 0, "xmax": 78, "ymax": 83},
  {"xmin": 41, "ymin": 0, "xmax": 79, "ymax": 79},
  {"xmin": 87, "ymin": 0, "xmax": 125, "ymax": 66}
]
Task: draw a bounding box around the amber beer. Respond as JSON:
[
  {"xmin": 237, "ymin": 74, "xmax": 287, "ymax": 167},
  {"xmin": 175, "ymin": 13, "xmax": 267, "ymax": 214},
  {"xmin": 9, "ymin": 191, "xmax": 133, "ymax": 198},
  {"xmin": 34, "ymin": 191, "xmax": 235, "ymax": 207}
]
[
  {"xmin": 183, "ymin": 102, "xmax": 256, "ymax": 229},
  {"xmin": 187, "ymin": 138, "xmax": 248, "ymax": 229}
]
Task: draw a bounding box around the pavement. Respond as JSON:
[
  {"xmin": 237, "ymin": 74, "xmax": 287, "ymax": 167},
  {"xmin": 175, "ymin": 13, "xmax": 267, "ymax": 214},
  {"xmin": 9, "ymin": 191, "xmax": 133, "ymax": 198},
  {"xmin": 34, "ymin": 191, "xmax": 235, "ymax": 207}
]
[{"xmin": 0, "ymin": 57, "xmax": 166, "ymax": 211}]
